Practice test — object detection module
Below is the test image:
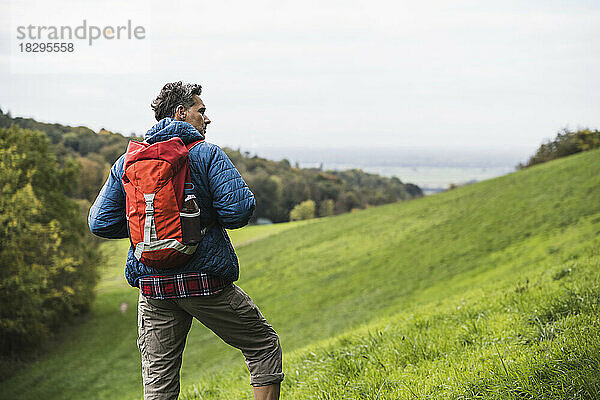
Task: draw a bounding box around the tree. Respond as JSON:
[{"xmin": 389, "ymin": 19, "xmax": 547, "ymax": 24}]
[
  {"xmin": 0, "ymin": 126, "xmax": 100, "ymax": 357},
  {"xmin": 335, "ymin": 192, "xmax": 361, "ymax": 214},
  {"xmin": 318, "ymin": 199, "xmax": 335, "ymax": 217},
  {"xmin": 246, "ymin": 173, "xmax": 287, "ymax": 223}
]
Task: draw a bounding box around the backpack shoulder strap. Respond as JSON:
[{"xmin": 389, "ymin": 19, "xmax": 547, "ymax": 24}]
[
  {"xmin": 184, "ymin": 139, "xmax": 218, "ymax": 228},
  {"xmin": 186, "ymin": 140, "xmax": 204, "ymax": 151}
]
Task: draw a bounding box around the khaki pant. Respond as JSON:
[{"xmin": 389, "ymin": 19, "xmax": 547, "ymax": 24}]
[{"xmin": 137, "ymin": 284, "xmax": 283, "ymax": 400}]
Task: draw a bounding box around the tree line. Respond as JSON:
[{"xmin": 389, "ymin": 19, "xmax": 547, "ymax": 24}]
[
  {"xmin": 0, "ymin": 109, "xmax": 423, "ymax": 223},
  {"xmin": 227, "ymin": 149, "xmax": 422, "ymax": 223},
  {"xmin": 519, "ymin": 128, "xmax": 600, "ymax": 169}
]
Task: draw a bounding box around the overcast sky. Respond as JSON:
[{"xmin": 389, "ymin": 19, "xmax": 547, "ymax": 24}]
[{"xmin": 0, "ymin": 0, "xmax": 598, "ymax": 155}]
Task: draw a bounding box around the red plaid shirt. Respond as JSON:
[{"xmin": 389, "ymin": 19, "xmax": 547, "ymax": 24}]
[{"xmin": 138, "ymin": 272, "xmax": 231, "ymax": 299}]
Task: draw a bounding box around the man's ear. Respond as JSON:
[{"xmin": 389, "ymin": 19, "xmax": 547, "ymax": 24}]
[{"xmin": 174, "ymin": 105, "xmax": 186, "ymax": 120}]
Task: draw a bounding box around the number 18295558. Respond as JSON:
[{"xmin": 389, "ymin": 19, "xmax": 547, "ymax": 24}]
[{"xmin": 19, "ymin": 42, "xmax": 74, "ymax": 52}]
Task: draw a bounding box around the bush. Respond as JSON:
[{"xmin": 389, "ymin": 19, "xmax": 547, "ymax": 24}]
[
  {"xmin": 0, "ymin": 126, "xmax": 100, "ymax": 357},
  {"xmin": 290, "ymin": 200, "xmax": 316, "ymax": 221}
]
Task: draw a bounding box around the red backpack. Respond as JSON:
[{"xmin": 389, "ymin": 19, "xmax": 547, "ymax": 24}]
[{"xmin": 122, "ymin": 137, "xmax": 202, "ymax": 269}]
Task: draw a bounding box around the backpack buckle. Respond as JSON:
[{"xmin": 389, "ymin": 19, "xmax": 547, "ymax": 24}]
[{"xmin": 144, "ymin": 194, "xmax": 155, "ymax": 215}]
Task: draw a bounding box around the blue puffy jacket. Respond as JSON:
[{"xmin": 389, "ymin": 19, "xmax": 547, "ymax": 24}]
[{"xmin": 88, "ymin": 118, "xmax": 255, "ymax": 286}]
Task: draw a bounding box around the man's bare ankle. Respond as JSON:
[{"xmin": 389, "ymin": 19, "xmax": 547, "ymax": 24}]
[{"xmin": 253, "ymin": 383, "xmax": 281, "ymax": 400}]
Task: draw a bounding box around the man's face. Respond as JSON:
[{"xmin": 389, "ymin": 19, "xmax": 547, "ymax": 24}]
[{"xmin": 182, "ymin": 95, "xmax": 211, "ymax": 136}]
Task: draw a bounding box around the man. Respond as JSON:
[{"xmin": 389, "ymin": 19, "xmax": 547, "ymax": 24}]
[{"xmin": 88, "ymin": 81, "xmax": 283, "ymax": 400}]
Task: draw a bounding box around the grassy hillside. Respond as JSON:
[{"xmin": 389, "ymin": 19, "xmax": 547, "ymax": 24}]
[{"xmin": 1, "ymin": 149, "xmax": 598, "ymax": 399}]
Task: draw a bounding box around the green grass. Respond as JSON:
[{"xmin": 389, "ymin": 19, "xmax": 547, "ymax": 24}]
[
  {"xmin": 227, "ymin": 219, "xmax": 317, "ymax": 248},
  {"xmin": 1, "ymin": 149, "xmax": 599, "ymax": 399},
  {"xmin": 197, "ymin": 218, "xmax": 600, "ymax": 399}
]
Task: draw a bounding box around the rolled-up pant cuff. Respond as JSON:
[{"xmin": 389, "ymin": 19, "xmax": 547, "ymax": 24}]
[{"xmin": 251, "ymin": 372, "xmax": 285, "ymax": 387}]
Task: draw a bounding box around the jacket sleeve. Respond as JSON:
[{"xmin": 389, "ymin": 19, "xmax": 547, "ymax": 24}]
[
  {"xmin": 207, "ymin": 145, "xmax": 255, "ymax": 229},
  {"xmin": 88, "ymin": 155, "xmax": 129, "ymax": 239}
]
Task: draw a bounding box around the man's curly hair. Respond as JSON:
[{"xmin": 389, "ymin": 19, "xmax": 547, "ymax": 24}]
[{"xmin": 151, "ymin": 81, "xmax": 202, "ymax": 121}]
